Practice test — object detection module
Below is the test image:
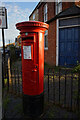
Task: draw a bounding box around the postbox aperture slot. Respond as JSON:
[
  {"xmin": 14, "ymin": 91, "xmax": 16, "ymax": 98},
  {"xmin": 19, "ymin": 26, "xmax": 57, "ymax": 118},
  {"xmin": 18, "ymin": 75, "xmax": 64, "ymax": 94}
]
[
  {"xmin": 23, "ymin": 45, "xmax": 33, "ymax": 60},
  {"xmin": 22, "ymin": 36, "xmax": 34, "ymax": 40}
]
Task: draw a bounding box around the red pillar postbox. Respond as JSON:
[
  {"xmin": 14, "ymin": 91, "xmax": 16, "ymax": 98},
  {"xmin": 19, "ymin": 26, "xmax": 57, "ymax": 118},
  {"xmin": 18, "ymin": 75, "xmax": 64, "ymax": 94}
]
[{"xmin": 16, "ymin": 21, "xmax": 49, "ymax": 117}]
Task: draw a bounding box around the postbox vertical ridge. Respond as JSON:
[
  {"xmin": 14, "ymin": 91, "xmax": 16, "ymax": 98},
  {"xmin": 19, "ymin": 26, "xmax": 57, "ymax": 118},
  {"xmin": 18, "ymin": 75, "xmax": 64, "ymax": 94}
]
[{"xmin": 38, "ymin": 32, "xmax": 44, "ymax": 95}]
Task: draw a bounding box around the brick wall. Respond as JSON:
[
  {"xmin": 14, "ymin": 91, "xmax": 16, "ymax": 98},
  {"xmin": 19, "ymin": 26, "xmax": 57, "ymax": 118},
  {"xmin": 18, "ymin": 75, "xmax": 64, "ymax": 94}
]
[
  {"xmin": 44, "ymin": 20, "xmax": 56, "ymax": 65},
  {"xmin": 48, "ymin": 2, "xmax": 55, "ymax": 21},
  {"xmin": 38, "ymin": 3, "xmax": 44, "ymax": 22},
  {"xmin": 62, "ymin": 2, "xmax": 74, "ymax": 11}
]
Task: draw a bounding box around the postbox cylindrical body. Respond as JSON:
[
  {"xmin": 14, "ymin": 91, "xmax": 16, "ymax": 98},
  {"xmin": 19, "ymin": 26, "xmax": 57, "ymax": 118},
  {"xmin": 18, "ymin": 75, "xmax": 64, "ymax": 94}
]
[{"xmin": 16, "ymin": 21, "xmax": 49, "ymax": 117}]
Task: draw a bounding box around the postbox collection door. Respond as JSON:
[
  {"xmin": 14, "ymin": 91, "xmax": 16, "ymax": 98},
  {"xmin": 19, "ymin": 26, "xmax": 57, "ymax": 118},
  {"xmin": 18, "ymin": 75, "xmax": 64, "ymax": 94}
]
[{"xmin": 22, "ymin": 34, "xmax": 39, "ymax": 95}]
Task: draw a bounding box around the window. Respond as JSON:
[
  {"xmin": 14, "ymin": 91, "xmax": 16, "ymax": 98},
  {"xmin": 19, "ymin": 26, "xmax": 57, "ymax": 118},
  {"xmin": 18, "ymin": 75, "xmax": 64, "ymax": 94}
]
[
  {"xmin": 59, "ymin": 17, "xmax": 80, "ymax": 27},
  {"xmin": 36, "ymin": 9, "xmax": 39, "ymax": 21},
  {"xmin": 33, "ymin": 13, "xmax": 35, "ymax": 21},
  {"xmin": 37, "ymin": 9, "xmax": 38, "ymax": 14},
  {"xmin": 55, "ymin": 0, "xmax": 62, "ymax": 15},
  {"xmin": 44, "ymin": 30, "xmax": 48, "ymax": 49},
  {"xmin": 44, "ymin": 4, "xmax": 47, "ymax": 22}
]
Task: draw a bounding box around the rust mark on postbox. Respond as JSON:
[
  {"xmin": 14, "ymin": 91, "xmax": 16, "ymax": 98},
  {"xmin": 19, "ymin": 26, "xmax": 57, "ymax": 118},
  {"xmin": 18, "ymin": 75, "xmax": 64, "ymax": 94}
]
[{"xmin": 16, "ymin": 21, "xmax": 49, "ymax": 117}]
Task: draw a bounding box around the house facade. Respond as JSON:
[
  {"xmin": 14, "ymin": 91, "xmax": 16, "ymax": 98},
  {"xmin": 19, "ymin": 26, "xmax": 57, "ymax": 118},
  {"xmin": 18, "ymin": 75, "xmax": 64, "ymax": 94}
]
[
  {"xmin": 29, "ymin": 4, "xmax": 39, "ymax": 21},
  {"xmin": 29, "ymin": 1, "xmax": 80, "ymax": 67}
]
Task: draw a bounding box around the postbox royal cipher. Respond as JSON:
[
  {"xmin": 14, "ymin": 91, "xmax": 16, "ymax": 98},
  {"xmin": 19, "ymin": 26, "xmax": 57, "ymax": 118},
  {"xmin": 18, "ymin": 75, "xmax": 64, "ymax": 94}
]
[{"xmin": 16, "ymin": 21, "xmax": 49, "ymax": 117}]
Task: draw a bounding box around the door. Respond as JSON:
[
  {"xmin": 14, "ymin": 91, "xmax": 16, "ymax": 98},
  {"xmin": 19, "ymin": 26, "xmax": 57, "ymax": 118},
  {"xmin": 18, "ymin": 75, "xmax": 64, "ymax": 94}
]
[
  {"xmin": 59, "ymin": 27, "xmax": 80, "ymax": 67},
  {"xmin": 22, "ymin": 34, "xmax": 39, "ymax": 95}
]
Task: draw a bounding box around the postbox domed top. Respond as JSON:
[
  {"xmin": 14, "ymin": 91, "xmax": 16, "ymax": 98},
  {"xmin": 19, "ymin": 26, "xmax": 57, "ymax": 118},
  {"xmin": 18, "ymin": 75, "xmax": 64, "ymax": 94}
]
[{"xmin": 16, "ymin": 21, "xmax": 49, "ymax": 32}]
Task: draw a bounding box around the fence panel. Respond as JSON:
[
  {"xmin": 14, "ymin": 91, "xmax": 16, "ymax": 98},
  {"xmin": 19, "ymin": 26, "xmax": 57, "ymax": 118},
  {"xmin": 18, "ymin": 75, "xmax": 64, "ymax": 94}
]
[{"xmin": 44, "ymin": 67, "xmax": 80, "ymax": 112}]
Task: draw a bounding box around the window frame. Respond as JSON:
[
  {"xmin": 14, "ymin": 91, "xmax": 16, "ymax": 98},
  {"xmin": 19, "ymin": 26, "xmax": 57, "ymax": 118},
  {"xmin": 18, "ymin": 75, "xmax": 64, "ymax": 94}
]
[
  {"xmin": 55, "ymin": 0, "xmax": 62, "ymax": 15},
  {"xmin": 44, "ymin": 3, "xmax": 48, "ymax": 22}
]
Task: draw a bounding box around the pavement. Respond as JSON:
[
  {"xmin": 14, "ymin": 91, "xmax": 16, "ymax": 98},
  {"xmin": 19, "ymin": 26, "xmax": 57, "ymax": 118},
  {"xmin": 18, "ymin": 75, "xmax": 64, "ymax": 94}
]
[
  {"xmin": 2, "ymin": 94, "xmax": 79, "ymax": 119},
  {"xmin": 0, "ymin": 52, "xmax": 2, "ymax": 120}
]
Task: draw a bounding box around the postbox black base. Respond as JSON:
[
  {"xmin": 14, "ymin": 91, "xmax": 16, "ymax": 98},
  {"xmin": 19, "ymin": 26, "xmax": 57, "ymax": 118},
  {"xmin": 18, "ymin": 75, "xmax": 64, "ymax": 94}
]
[{"xmin": 23, "ymin": 93, "xmax": 44, "ymax": 117}]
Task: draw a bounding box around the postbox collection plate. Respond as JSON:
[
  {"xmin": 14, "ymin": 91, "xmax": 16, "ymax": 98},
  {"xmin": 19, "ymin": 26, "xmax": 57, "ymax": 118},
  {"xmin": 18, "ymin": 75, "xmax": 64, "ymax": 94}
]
[{"xmin": 23, "ymin": 46, "xmax": 31, "ymax": 59}]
